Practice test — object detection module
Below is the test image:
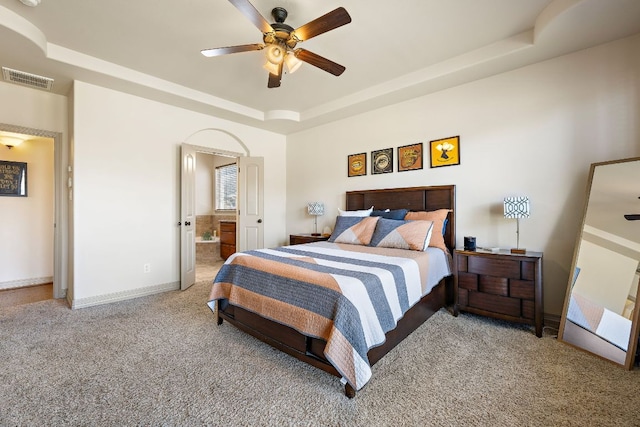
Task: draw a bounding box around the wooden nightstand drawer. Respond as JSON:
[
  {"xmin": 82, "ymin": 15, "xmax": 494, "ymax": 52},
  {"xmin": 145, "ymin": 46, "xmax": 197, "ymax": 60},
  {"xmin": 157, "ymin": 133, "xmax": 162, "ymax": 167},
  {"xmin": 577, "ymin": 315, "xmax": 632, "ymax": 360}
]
[
  {"xmin": 289, "ymin": 234, "xmax": 330, "ymax": 245},
  {"xmin": 468, "ymin": 256, "xmax": 520, "ymax": 279},
  {"xmin": 479, "ymin": 275, "xmax": 508, "ymax": 296},
  {"xmin": 458, "ymin": 272, "xmax": 478, "ymax": 291},
  {"xmin": 468, "ymin": 292, "xmax": 521, "ymax": 318},
  {"xmin": 510, "ymin": 280, "xmax": 535, "ymax": 300},
  {"xmin": 522, "ymin": 300, "xmax": 535, "ymax": 320},
  {"xmin": 454, "ymin": 249, "xmax": 544, "ymax": 337},
  {"xmin": 521, "ymin": 261, "xmax": 536, "ymax": 281}
]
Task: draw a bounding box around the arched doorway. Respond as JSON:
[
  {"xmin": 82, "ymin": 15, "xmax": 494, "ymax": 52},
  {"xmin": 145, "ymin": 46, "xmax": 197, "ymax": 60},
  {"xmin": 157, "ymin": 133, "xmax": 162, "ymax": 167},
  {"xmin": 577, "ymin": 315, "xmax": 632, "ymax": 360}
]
[{"xmin": 180, "ymin": 129, "xmax": 263, "ymax": 290}]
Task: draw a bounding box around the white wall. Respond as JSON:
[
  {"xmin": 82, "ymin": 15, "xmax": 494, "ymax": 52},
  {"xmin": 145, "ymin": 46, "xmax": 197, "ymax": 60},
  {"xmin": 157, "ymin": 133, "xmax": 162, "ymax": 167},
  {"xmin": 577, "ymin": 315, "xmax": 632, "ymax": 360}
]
[
  {"xmin": 286, "ymin": 33, "xmax": 640, "ymax": 316},
  {"xmin": 71, "ymin": 81, "xmax": 286, "ymax": 304},
  {"xmin": 0, "ymin": 138, "xmax": 54, "ymax": 288},
  {"xmin": 196, "ymin": 152, "xmax": 214, "ymax": 216},
  {"xmin": 0, "ymin": 81, "xmax": 68, "ymax": 131}
]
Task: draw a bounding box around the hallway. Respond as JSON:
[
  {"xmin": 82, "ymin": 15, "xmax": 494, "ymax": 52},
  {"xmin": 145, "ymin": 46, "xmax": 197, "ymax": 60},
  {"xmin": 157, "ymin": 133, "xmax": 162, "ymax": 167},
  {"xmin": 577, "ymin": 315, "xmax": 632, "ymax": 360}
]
[{"xmin": 0, "ymin": 284, "xmax": 53, "ymax": 308}]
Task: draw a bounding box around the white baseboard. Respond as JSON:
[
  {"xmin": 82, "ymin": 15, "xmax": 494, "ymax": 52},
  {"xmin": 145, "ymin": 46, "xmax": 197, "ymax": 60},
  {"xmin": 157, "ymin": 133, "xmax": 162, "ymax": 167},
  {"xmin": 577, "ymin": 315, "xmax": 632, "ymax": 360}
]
[
  {"xmin": 70, "ymin": 281, "xmax": 180, "ymax": 309},
  {"xmin": 0, "ymin": 276, "xmax": 53, "ymax": 290}
]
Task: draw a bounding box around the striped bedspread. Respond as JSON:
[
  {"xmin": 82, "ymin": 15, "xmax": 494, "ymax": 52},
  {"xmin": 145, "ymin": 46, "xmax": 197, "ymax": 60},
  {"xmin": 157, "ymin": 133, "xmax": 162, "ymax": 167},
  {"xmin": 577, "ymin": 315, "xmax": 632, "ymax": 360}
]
[{"xmin": 208, "ymin": 241, "xmax": 451, "ymax": 391}]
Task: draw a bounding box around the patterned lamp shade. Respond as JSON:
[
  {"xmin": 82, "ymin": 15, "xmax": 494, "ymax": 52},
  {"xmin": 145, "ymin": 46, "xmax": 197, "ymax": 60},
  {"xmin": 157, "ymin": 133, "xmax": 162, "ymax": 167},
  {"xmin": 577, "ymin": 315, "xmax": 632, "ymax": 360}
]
[
  {"xmin": 503, "ymin": 197, "xmax": 530, "ymax": 219},
  {"xmin": 307, "ymin": 202, "xmax": 325, "ymax": 216},
  {"xmin": 307, "ymin": 202, "xmax": 324, "ymax": 235}
]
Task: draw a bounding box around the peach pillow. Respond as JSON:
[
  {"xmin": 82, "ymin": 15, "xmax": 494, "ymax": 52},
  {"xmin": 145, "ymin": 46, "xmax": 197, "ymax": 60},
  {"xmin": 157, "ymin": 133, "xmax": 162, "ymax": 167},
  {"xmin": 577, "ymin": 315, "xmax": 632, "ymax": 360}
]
[
  {"xmin": 404, "ymin": 209, "xmax": 451, "ymax": 252},
  {"xmin": 328, "ymin": 216, "xmax": 379, "ymax": 245}
]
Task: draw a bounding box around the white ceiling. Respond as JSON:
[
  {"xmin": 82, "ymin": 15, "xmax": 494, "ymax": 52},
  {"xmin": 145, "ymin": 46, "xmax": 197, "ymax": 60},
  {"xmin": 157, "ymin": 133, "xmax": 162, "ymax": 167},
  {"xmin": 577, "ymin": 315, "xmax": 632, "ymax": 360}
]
[{"xmin": 1, "ymin": 0, "xmax": 639, "ymax": 134}]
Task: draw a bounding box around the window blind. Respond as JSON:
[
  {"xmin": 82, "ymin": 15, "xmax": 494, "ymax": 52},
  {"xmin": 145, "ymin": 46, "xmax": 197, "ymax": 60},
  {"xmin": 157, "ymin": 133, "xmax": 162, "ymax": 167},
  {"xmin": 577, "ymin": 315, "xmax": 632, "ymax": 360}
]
[{"xmin": 215, "ymin": 163, "xmax": 237, "ymax": 210}]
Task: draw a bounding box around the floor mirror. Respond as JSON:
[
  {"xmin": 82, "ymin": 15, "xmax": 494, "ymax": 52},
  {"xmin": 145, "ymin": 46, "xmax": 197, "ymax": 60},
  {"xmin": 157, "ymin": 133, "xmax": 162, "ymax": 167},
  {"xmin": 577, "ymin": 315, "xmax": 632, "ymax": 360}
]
[{"xmin": 558, "ymin": 157, "xmax": 640, "ymax": 369}]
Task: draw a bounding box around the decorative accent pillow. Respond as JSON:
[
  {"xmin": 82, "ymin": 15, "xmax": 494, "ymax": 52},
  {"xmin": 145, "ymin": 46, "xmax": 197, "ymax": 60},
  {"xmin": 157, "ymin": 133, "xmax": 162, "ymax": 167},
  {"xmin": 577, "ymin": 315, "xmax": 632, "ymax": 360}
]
[
  {"xmin": 370, "ymin": 208, "xmax": 408, "ymax": 220},
  {"xmin": 338, "ymin": 206, "xmax": 373, "ymax": 217},
  {"xmin": 404, "ymin": 209, "xmax": 451, "ymax": 252},
  {"xmin": 368, "ymin": 218, "xmax": 434, "ymax": 251},
  {"xmin": 328, "ymin": 216, "xmax": 379, "ymax": 245}
]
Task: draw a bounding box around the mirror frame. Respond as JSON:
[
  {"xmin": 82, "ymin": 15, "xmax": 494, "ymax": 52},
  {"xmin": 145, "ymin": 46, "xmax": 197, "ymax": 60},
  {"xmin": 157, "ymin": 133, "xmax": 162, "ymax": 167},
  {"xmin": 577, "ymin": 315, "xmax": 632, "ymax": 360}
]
[{"xmin": 558, "ymin": 157, "xmax": 640, "ymax": 370}]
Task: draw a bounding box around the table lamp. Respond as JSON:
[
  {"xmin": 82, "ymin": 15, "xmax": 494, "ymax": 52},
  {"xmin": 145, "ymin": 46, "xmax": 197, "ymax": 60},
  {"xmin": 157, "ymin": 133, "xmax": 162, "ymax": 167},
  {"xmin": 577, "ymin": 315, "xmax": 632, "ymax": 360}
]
[
  {"xmin": 504, "ymin": 196, "xmax": 530, "ymax": 254},
  {"xmin": 307, "ymin": 202, "xmax": 324, "ymax": 236}
]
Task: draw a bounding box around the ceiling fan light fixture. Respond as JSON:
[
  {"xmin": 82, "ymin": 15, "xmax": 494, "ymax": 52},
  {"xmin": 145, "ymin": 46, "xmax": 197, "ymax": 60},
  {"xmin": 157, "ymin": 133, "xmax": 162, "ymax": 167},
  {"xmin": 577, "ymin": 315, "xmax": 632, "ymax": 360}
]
[
  {"xmin": 19, "ymin": 0, "xmax": 41, "ymax": 6},
  {"xmin": 263, "ymin": 60, "xmax": 280, "ymax": 75},
  {"xmin": 284, "ymin": 51, "xmax": 302, "ymax": 74},
  {"xmin": 265, "ymin": 44, "xmax": 285, "ymax": 65}
]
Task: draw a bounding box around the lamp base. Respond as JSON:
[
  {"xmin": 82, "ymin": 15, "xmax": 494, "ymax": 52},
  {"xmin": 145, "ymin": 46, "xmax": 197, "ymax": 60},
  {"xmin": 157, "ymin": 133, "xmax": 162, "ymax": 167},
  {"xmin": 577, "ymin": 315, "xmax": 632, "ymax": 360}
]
[{"xmin": 510, "ymin": 248, "xmax": 526, "ymax": 254}]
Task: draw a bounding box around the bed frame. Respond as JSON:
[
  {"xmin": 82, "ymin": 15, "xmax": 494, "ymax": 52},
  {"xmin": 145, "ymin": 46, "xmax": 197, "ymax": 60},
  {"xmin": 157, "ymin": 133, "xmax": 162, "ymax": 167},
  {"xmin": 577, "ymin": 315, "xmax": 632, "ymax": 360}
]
[{"xmin": 216, "ymin": 185, "xmax": 456, "ymax": 397}]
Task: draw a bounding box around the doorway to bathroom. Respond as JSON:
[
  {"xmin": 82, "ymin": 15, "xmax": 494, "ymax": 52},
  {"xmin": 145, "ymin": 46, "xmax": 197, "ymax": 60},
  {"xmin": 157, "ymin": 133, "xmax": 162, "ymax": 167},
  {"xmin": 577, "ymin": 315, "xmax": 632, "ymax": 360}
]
[
  {"xmin": 180, "ymin": 134, "xmax": 264, "ymax": 291},
  {"xmin": 194, "ymin": 151, "xmax": 236, "ymax": 284}
]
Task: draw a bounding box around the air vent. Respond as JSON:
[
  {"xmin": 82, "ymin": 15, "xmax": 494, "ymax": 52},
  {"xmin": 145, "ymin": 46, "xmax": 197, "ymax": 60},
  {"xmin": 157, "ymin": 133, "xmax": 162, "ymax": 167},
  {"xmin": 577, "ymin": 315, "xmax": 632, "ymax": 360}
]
[{"xmin": 2, "ymin": 67, "xmax": 53, "ymax": 91}]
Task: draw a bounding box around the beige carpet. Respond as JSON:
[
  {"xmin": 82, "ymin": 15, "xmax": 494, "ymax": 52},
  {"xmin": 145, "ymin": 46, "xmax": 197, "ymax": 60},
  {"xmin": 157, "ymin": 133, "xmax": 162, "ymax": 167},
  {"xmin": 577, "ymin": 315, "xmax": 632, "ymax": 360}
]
[{"xmin": 1, "ymin": 276, "xmax": 639, "ymax": 426}]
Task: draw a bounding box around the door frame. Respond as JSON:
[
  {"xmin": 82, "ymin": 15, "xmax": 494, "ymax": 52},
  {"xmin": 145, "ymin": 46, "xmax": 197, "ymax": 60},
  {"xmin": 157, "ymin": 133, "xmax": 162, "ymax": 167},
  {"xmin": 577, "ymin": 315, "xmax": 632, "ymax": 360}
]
[
  {"xmin": 179, "ymin": 143, "xmax": 245, "ymax": 290},
  {"xmin": 0, "ymin": 123, "xmax": 67, "ymax": 299}
]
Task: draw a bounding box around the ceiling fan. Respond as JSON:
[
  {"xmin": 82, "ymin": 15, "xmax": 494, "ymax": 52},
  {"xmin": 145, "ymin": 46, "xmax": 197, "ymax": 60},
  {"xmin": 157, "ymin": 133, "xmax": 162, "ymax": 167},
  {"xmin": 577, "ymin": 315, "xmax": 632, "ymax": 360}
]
[{"xmin": 201, "ymin": 0, "xmax": 352, "ymax": 88}]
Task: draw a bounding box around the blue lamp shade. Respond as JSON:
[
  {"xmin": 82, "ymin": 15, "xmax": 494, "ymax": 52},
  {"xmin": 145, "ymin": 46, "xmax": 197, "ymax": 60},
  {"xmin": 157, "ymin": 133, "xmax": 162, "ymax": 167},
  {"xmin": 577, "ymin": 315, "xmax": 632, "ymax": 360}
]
[
  {"xmin": 307, "ymin": 202, "xmax": 325, "ymax": 216},
  {"xmin": 504, "ymin": 197, "xmax": 530, "ymax": 219}
]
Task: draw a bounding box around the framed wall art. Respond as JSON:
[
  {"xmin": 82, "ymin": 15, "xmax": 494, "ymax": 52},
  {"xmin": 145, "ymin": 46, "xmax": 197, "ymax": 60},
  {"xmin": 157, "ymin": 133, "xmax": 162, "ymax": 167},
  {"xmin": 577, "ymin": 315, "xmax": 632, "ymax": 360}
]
[
  {"xmin": 347, "ymin": 152, "xmax": 367, "ymax": 177},
  {"xmin": 371, "ymin": 148, "xmax": 393, "ymax": 174},
  {"xmin": 429, "ymin": 136, "xmax": 460, "ymax": 168},
  {"xmin": 397, "ymin": 143, "xmax": 423, "ymax": 172},
  {"xmin": 0, "ymin": 160, "xmax": 27, "ymax": 197}
]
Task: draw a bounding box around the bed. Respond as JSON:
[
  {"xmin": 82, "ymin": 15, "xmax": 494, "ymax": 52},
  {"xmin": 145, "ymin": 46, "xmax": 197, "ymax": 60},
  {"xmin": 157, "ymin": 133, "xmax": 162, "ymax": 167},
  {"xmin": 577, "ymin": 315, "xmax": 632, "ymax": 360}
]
[{"xmin": 208, "ymin": 185, "xmax": 456, "ymax": 397}]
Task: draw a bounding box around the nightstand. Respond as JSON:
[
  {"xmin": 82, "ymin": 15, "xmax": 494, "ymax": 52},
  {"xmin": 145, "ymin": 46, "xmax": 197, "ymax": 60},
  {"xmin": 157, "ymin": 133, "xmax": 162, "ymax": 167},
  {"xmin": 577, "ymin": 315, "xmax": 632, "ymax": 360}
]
[
  {"xmin": 454, "ymin": 249, "xmax": 544, "ymax": 337},
  {"xmin": 289, "ymin": 234, "xmax": 330, "ymax": 245}
]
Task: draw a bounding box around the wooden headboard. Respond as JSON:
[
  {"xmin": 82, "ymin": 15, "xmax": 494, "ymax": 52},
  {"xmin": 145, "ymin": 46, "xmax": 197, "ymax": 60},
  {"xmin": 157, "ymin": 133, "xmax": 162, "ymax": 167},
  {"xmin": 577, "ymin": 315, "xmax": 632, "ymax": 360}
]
[{"xmin": 346, "ymin": 185, "xmax": 456, "ymax": 252}]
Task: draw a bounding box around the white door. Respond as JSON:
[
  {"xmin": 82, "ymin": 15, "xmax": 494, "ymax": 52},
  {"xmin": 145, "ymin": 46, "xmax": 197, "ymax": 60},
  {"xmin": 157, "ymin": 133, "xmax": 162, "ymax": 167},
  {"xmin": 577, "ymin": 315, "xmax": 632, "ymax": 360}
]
[
  {"xmin": 237, "ymin": 156, "xmax": 264, "ymax": 252},
  {"xmin": 180, "ymin": 144, "xmax": 197, "ymax": 290}
]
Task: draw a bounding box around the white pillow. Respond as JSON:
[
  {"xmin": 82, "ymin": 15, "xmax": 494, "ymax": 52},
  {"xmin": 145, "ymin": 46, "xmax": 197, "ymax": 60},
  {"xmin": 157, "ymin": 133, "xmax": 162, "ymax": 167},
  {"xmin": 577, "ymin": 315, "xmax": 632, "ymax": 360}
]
[{"xmin": 338, "ymin": 206, "xmax": 373, "ymax": 217}]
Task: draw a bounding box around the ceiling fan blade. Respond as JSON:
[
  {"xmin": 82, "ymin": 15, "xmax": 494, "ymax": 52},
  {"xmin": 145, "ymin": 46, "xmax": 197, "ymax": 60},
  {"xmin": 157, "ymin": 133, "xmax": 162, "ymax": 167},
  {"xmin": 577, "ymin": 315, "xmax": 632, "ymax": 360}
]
[
  {"xmin": 624, "ymin": 214, "xmax": 640, "ymax": 220},
  {"xmin": 296, "ymin": 49, "xmax": 345, "ymax": 76},
  {"xmin": 201, "ymin": 43, "xmax": 264, "ymax": 57},
  {"xmin": 293, "ymin": 7, "xmax": 352, "ymax": 42},
  {"xmin": 267, "ymin": 62, "xmax": 283, "ymax": 88},
  {"xmin": 228, "ymin": 0, "xmax": 273, "ymax": 34}
]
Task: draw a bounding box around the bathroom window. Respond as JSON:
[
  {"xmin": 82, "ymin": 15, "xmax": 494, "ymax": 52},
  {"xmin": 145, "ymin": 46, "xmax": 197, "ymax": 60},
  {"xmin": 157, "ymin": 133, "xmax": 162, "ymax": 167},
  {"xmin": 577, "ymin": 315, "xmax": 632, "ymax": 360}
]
[{"xmin": 215, "ymin": 163, "xmax": 237, "ymax": 210}]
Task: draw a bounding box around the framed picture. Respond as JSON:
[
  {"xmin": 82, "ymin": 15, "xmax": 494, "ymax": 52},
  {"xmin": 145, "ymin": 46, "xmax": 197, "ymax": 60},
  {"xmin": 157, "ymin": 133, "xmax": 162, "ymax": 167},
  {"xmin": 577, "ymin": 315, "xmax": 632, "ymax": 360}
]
[
  {"xmin": 0, "ymin": 160, "xmax": 27, "ymax": 197},
  {"xmin": 347, "ymin": 152, "xmax": 367, "ymax": 177},
  {"xmin": 371, "ymin": 148, "xmax": 393, "ymax": 174},
  {"xmin": 397, "ymin": 143, "xmax": 423, "ymax": 172},
  {"xmin": 429, "ymin": 136, "xmax": 460, "ymax": 168}
]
